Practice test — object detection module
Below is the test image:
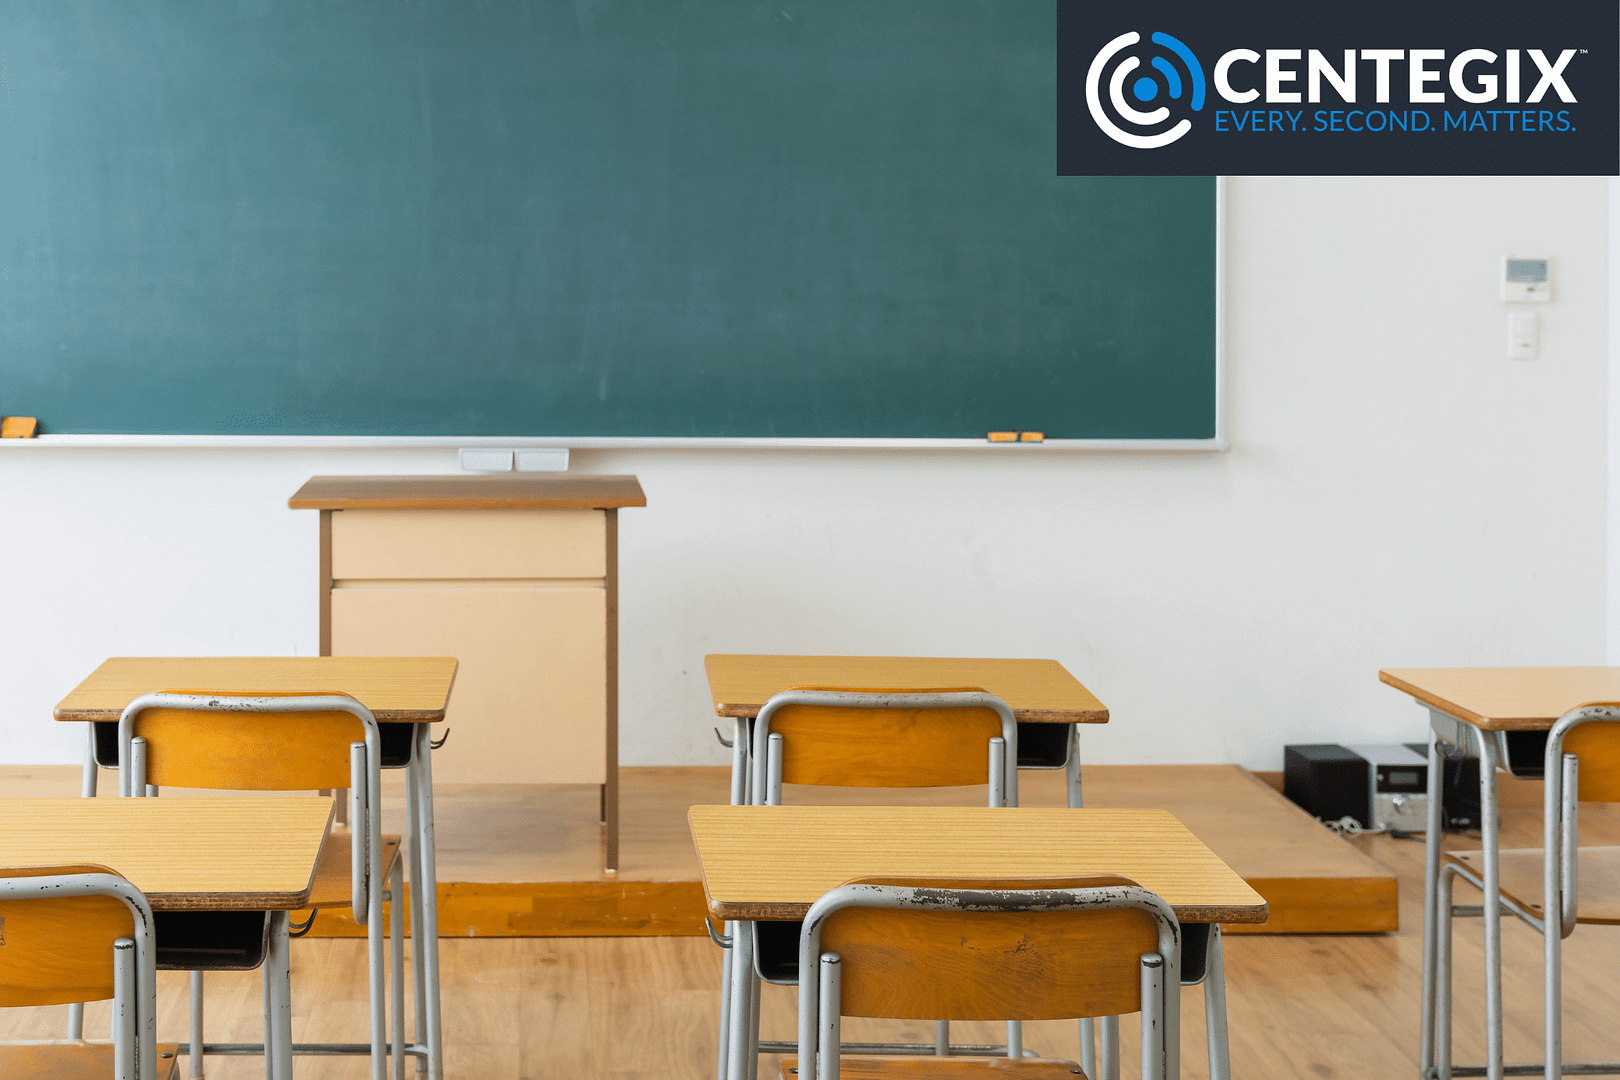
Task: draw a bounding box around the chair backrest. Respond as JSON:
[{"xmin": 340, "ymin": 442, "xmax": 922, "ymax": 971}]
[
  {"xmin": 752, "ymin": 686, "xmax": 1017, "ymax": 800},
  {"xmin": 1544, "ymin": 704, "xmax": 1620, "ymax": 937},
  {"xmin": 1559, "ymin": 714, "xmax": 1620, "ymax": 801},
  {"xmin": 796, "ymin": 875, "xmax": 1180, "ymax": 1080},
  {"xmin": 817, "ymin": 875, "xmax": 1164, "ymax": 1021},
  {"xmin": 122, "ymin": 689, "xmax": 367, "ymax": 790},
  {"xmin": 0, "ymin": 865, "xmax": 134, "ymax": 1007},
  {"xmin": 118, "ymin": 689, "xmax": 385, "ymax": 924}
]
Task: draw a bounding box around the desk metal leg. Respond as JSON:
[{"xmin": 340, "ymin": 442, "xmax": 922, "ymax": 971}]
[
  {"xmin": 1166, "ymin": 945, "xmax": 1181, "ymax": 1080},
  {"xmin": 727, "ymin": 921, "xmax": 756, "ymax": 1080},
  {"xmin": 1478, "ymin": 734, "xmax": 1503, "ymax": 1080},
  {"xmin": 730, "ymin": 718, "xmax": 750, "ymax": 806},
  {"xmin": 717, "ymin": 928, "xmax": 734, "ymax": 1080},
  {"xmin": 1069, "ymin": 723, "xmax": 1118, "ymax": 1075},
  {"xmin": 267, "ymin": 912, "xmax": 293, "ymax": 1080},
  {"xmin": 1066, "ymin": 723, "xmax": 1083, "ymax": 809},
  {"xmin": 716, "ymin": 718, "xmax": 750, "ymax": 1080},
  {"xmin": 369, "ymin": 848, "xmax": 387, "ymax": 1080},
  {"xmin": 190, "ymin": 971, "xmax": 206, "ymax": 1079},
  {"xmin": 747, "ymin": 957, "xmax": 762, "ymax": 1080},
  {"xmin": 1421, "ymin": 732, "xmax": 1445, "ymax": 1080},
  {"xmin": 411, "ymin": 724, "xmax": 445, "ymax": 1080},
  {"xmin": 1204, "ymin": 926, "xmax": 1230, "ymax": 1080},
  {"xmin": 262, "ymin": 952, "xmax": 273, "ymax": 1080},
  {"xmin": 83, "ymin": 726, "xmax": 99, "ymax": 798},
  {"xmin": 406, "ymin": 752, "xmax": 429, "ymax": 1077},
  {"xmin": 390, "ymin": 860, "xmax": 406, "ymax": 1080},
  {"xmin": 67, "ymin": 731, "xmax": 93, "ymax": 1040},
  {"xmin": 1437, "ymin": 864, "xmax": 1456, "ymax": 1080}
]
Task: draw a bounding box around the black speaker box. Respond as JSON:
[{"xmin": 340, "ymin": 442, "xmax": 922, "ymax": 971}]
[{"xmin": 1284, "ymin": 744, "xmax": 1371, "ymax": 828}]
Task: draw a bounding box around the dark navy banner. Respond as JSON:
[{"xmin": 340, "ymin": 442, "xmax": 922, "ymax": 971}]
[{"xmin": 1057, "ymin": 1, "xmax": 1618, "ymax": 175}]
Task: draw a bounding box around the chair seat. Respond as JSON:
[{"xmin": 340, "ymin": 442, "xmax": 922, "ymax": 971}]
[
  {"xmin": 0, "ymin": 1039, "xmax": 180, "ymax": 1079},
  {"xmin": 779, "ymin": 1055, "xmax": 1086, "ymax": 1080},
  {"xmin": 306, "ymin": 830, "xmax": 403, "ymax": 908},
  {"xmin": 1446, "ymin": 846, "xmax": 1620, "ymax": 924}
]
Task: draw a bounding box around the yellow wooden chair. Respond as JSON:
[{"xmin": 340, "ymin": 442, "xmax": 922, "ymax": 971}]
[
  {"xmin": 748, "ymin": 686, "xmax": 1018, "ymax": 808},
  {"xmin": 716, "ymin": 686, "xmax": 1018, "ymax": 1080},
  {"xmin": 116, "ymin": 691, "xmax": 405, "ymax": 1080},
  {"xmin": 783, "ymin": 875, "xmax": 1181, "ymax": 1080},
  {"xmin": 0, "ymin": 864, "xmax": 179, "ymax": 1080},
  {"xmin": 1437, "ymin": 703, "xmax": 1620, "ymax": 1079}
]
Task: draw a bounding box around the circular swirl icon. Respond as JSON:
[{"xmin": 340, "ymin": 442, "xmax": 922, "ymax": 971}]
[{"xmin": 1086, "ymin": 31, "xmax": 1205, "ymax": 149}]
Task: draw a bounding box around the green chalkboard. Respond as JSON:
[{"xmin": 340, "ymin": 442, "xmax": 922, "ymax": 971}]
[{"xmin": 0, "ymin": 2, "xmax": 1217, "ymax": 440}]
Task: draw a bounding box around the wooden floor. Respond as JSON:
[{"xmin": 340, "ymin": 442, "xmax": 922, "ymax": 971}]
[
  {"xmin": 4, "ymin": 774, "xmax": 1620, "ymax": 1078},
  {"xmin": 1, "ymin": 763, "xmax": 1396, "ymax": 936}
]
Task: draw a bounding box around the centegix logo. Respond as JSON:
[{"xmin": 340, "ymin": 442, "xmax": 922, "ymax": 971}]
[
  {"xmin": 1208, "ymin": 48, "xmax": 1577, "ymax": 108},
  {"xmin": 1057, "ymin": 2, "xmax": 1617, "ymax": 176}
]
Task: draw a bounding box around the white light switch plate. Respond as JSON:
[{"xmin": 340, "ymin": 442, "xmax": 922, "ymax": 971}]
[{"xmin": 1507, "ymin": 312, "xmax": 1538, "ymax": 360}]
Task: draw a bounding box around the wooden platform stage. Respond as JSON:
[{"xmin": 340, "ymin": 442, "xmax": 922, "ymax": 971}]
[{"xmin": 2, "ymin": 763, "xmax": 1395, "ymax": 937}]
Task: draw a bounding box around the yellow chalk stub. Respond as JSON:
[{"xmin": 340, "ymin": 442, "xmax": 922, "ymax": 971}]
[
  {"xmin": 987, "ymin": 431, "xmax": 1018, "ymax": 442},
  {"xmin": 1018, "ymin": 431, "xmax": 1044, "ymax": 443},
  {"xmin": 1, "ymin": 416, "xmax": 38, "ymax": 438}
]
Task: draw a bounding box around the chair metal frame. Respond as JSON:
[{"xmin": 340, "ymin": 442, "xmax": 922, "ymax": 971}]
[
  {"xmin": 0, "ymin": 870, "xmax": 159, "ymax": 1080},
  {"xmin": 1429, "ymin": 703, "xmax": 1620, "ymax": 1080},
  {"xmin": 793, "ymin": 880, "xmax": 1182, "ymax": 1080},
  {"xmin": 113, "ymin": 691, "xmax": 409, "ymax": 1080}
]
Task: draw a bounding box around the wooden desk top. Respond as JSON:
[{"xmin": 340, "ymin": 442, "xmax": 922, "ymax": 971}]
[
  {"xmin": 704, "ymin": 655, "xmax": 1107, "ymax": 725},
  {"xmin": 1380, "ymin": 667, "xmax": 1620, "ymax": 731},
  {"xmin": 289, "ymin": 474, "xmax": 646, "ymax": 510},
  {"xmin": 54, "ymin": 656, "xmax": 459, "ymax": 724},
  {"xmin": 0, "ymin": 798, "xmax": 332, "ymax": 910},
  {"xmin": 688, "ymin": 805, "xmax": 1266, "ymax": 924}
]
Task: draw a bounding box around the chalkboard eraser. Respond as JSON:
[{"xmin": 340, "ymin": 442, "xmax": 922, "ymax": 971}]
[
  {"xmin": 1, "ymin": 417, "xmax": 38, "ymax": 438},
  {"xmin": 987, "ymin": 431, "xmax": 1018, "ymax": 442},
  {"xmin": 459, "ymin": 448, "xmax": 513, "ymax": 472},
  {"xmin": 514, "ymin": 448, "xmax": 569, "ymax": 472},
  {"xmin": 1019, "ymin": 431, "xmax": 1044, "ymax": 443}
]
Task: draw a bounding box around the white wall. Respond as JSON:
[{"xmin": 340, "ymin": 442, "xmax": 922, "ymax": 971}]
[
  {"xmin": 1608, "ymin": 176, "xmax": 1620, "ymax": 664},
  {"xmin": 2, "ymin": 175, "xmax": 1608, "ymax": 769}
]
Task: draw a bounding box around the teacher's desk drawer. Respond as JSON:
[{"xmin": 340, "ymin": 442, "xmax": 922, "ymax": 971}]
[{"xmin": 331, "ymin": 508, "xmax": 606, "ymax": 581}]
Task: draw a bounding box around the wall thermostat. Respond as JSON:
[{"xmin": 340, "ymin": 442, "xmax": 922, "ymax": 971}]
[{"xmin": 1501, "ymin": 257, "xmax": 1551, "ymax": 302}]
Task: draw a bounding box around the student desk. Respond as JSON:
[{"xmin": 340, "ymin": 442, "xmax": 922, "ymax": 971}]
[
  {"xmin": 0, "ymin": 796, "xmax": 332, "ymax": 1080},
  {"xmin": 690, "ymin": 804, "xmax": 1267, "ymax": 1080},
  {"xmin": 704, "ymin": 655, "xmax": 1109, "ymax": 808},
  {"xmin": 53, "ymin": 655, "xmax": 456, "ymax": 1080},
  {"xmin": 1379, "ymin": 666, "xmax": 1620, "ymax": 1080},
  {"xmin": 1, "ymin": 796, "xmax": 331, "ymax": 906}
]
